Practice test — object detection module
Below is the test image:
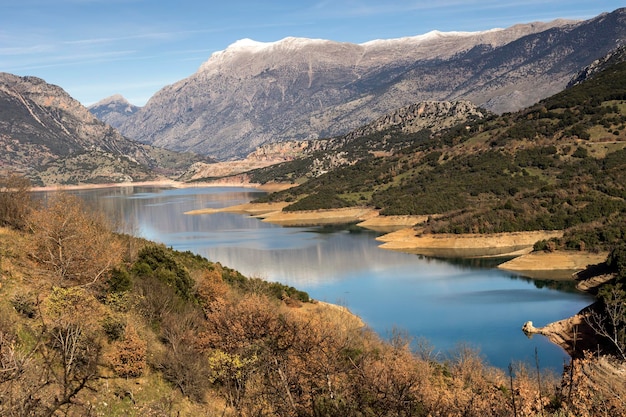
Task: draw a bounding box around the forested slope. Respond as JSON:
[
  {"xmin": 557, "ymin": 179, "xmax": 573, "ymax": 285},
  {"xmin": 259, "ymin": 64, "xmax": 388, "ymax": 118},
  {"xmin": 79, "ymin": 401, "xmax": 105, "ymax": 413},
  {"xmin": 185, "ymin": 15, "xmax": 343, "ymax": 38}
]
[{"xmin": 253, "ymin": 59, "xmax": 626, "ymax": 252}]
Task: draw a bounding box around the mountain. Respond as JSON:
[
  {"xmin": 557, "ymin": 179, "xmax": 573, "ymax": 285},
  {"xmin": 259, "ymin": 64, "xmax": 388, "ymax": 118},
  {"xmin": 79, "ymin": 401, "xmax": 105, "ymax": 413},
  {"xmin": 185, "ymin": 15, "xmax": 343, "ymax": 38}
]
[
  {"xmin": 88, "ymin": 94, "xmax": 140, "ymax": 129},
  {"xmin": 0, "ymin": 73, "xmax": 207, "ymax": 186},
  {"xmin": 108, "ymin": 8, "xmax": 626, "ymax": 160}
]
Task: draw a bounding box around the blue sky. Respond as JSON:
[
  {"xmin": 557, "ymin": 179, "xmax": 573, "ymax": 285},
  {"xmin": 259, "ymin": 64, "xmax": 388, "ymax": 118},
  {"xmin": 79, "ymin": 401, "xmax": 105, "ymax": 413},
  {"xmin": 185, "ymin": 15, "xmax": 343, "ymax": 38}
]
[{"xmin": 1, "ymin": 1, "xmax": 624, "ymax": 106}]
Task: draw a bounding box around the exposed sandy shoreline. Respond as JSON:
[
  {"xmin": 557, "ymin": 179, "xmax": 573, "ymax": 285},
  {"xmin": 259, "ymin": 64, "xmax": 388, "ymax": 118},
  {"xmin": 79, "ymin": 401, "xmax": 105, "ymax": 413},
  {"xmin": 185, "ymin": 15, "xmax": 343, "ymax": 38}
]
[
  {"xmin": 30, "ymin": 179, "xmax": 288, "ymax": 193},
  {"xmin": 498, "ymin": 250, "xmax": 609, "ymax": 279},
  {"xmin": 357, "ymin": 214, "xmax": 428, "ymax": 232},
  {"xmin": 187, "ymin": 204, "xmax": 382, "ymax": 226},
  {"xmin": 376, "ymin": 228, "xmax": 564, "ymax": 258},
  {"xmin": 185, "ymin": 202, "xmax": 291, "ymax": 216},
  {"xmin": 186, "ymin": 202, "xmax": 431, "ymax": 229},
  {"xmin": 187, "ymin": 202, "xmax": 608, "ymax": 276}
]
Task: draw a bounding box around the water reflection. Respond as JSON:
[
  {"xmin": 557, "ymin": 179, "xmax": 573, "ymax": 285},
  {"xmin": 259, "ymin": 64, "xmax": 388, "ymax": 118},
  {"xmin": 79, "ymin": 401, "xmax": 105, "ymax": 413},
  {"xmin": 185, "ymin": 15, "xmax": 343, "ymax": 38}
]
[{"xmin": 39, "ymin": 186, "xmax": 594, "ymax": 371}]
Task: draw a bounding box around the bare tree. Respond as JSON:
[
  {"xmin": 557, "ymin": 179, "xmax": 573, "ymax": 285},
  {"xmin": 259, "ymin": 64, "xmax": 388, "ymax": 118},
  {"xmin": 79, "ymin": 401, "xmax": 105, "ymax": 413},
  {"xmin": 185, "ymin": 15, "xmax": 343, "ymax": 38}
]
[
  {"xmin": 585, "ymin": 283, "xmax": 626, "ymax": 360},
  {"xmin": 0, "ymin": 288, "xmax": 104, "ymax": 417},
  {"xmin": 28, "ymin": 193, "xmax": 123, "ymax": 287}
]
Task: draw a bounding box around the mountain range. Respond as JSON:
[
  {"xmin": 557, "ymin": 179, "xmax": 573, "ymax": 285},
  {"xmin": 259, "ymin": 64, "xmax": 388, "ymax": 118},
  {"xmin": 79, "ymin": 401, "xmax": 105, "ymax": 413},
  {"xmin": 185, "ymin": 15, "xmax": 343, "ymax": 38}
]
[
  {"xmin": 3, "ymin": 8, "xmax": 626, "ymax": 186},
  {"xmin": 90, "ymin": 8, "xmax": 626, "ymax": 160}
]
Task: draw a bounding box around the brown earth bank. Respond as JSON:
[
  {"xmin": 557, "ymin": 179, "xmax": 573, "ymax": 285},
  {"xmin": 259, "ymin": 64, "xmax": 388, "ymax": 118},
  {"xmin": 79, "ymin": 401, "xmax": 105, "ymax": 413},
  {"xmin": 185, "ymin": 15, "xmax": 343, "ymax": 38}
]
[
  {"xmin": 521, "ymin": 264, "xmax": 616, "ymax": 356},
  {"xmin": 185, "ymin": 202, "xmax": 291, "ymax": 217},
  {"xmin": 376, "ymin": 228, "xmax": 564, "ymax": 258},
  {"xmin": 258, "ymin": 207, "xmax": 380, "ymax": 226},
  {"xmin": 357, "ymin": 214, "xmax": 428, "ymax": 232},
  {"xmin": 186, "ymin": 204, "xmax": 387, "ymax": 227},
  {"xmin": 497, "ymin": 251, "xmax": 610, "ymax": 280},
  {"xmin": 519, "ymin": 257, "xmax": 626, "ymax": 400},
  {"xmin": 522, "ymin": 311, "xmax": 626, "ymax": 403},
  {"xmin": 523, "ymin": 314, "xmax": 598, "ymax": 357}
]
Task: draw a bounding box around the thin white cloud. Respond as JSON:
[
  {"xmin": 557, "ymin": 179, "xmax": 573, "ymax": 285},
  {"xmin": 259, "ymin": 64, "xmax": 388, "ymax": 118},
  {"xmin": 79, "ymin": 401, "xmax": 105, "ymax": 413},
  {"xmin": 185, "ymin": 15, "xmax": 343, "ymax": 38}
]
[
  {"xmin": 5, "ymin": 50, "xmax": 136, "ymax": 72},
  {"xmin": 64, "ymin": 31, "xmax": 181, "ymax": 46},
  {"xmin": 0, "ymin": 44, "xmax": 56, "ymax": 56}
]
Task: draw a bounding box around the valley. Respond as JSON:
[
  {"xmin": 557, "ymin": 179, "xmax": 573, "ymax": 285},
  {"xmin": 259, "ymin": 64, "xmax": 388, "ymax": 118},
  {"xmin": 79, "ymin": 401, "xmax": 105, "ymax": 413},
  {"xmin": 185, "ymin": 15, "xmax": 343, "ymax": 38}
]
[{"xmin": 2, "ymin": 6, "xmax": 626, "ymax": 416}]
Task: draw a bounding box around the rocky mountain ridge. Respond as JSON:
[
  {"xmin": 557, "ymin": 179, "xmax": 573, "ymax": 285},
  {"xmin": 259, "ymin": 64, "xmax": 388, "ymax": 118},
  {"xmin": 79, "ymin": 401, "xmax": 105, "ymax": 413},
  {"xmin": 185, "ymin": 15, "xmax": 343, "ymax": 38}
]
[
  {"xmin": 88, "ymin": 94, "xmax": 140, "ymax": 129},
  {"xmin": 247, "ymin": 100, "xmax": 485, "ymax": 161},
  {"xmin": 0, "ymin": 73, "xmax": 205, "ymax": 186},
  {"xmin": 108, "ymin": 8, "xmax": 626, "ymax": 160},
  {"xmin": 567, "ymin": 44, "xmax": 626, "ymax": 87}
]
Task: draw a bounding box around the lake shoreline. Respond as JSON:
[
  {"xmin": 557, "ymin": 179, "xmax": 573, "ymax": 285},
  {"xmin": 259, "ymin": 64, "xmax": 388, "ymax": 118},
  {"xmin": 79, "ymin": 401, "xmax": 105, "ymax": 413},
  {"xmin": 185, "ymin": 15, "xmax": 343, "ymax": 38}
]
[
  {"xmin": 40, "ymin": 185, "xmax": 595, "ymax": 370},
  {"xmin": 186, "ymin": 201, "xmax": 604, "ymax": 276},
  {"xmin": 186, "ymin": 198, "xmax": 605, "ymax": 364},
  {"xmin": 30, "ymin": 179, "xmax": 291, "ymax": 193}
]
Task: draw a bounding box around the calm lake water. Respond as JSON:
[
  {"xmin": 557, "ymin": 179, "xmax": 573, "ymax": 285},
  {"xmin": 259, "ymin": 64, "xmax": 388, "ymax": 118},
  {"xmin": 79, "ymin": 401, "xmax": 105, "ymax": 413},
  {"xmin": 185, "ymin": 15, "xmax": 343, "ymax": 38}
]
[{"xmin": 45, "ymin": 186, "xmax": 594, "ymax": 371}]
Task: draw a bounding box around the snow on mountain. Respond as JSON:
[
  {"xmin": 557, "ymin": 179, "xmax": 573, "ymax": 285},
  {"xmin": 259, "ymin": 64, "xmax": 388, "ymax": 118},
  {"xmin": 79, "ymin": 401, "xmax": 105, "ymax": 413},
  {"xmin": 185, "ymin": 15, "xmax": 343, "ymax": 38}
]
[{"xmin": 106, "ymin": 10, "xmax": 625, "ymax": 160}]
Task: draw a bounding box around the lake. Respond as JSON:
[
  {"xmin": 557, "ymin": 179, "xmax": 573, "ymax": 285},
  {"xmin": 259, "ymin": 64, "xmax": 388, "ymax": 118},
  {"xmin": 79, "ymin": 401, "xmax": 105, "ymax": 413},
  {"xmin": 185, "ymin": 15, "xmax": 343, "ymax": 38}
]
[{"xmin": 47, "ymin": 185, "xmax": 594, "ymax": 371}]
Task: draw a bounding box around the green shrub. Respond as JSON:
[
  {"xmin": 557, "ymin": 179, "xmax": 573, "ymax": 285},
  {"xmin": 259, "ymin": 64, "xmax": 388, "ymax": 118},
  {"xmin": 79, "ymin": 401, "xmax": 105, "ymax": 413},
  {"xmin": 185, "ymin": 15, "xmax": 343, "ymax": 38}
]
[
  {"xmin": 11, "ymin": 293, "xmax": 37, "ymax": 318},
  {"xmin": 107, "ymin": 267, "xmax": 133, "ymax": 293},
  {"xmin": 132, "ymin": 245, "xmax": 195, "ymax": 301},
  {"xmin": 607, "ymin": 243, "xmax": 626, "ymax": 282}
]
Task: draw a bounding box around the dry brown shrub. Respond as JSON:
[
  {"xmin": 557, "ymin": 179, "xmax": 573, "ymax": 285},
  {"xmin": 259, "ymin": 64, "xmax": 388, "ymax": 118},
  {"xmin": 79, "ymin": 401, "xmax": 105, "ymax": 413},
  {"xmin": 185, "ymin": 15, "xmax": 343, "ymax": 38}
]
[
  {"xmin": 106, "ymin": 323, "xmax": 147, "ymax": 378},
  {"xmin": 28, "ymin": 193, "xmax": 123, "ymax": 287},
  {"xmin": 0, "ymin": 173, "xmax": 33, "ymax": 231},
  {"xmin": 202, "ymin": 292, "xmax": 281, "ymax": 353},
  {"xmin": 561, "ymin": 352, "xmax": 626, "ymax": 417},
  {"xmin": 196, "ymin": 268, "xmax": 229, "ymax": 314}
]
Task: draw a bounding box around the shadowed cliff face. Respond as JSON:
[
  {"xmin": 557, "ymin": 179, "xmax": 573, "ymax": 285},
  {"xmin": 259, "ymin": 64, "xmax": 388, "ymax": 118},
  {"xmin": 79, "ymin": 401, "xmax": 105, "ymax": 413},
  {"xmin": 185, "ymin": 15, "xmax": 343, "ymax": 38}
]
[{"xmin": 108, "ymin": 9, "xmax": 626, "ymax": 160}]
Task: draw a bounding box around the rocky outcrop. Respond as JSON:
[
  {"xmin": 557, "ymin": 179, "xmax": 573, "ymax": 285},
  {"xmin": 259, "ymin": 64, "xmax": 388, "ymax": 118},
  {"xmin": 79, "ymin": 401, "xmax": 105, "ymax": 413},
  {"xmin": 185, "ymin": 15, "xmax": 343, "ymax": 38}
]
[
  {"xmin": 108, "ymin": 9, "xmax": 626, "ymax": 160},
  {"xmin": 522, "ymin": 264, "xmax": 626, "ymax": 402},
  {"xmin": 344, "ymin": 100, "xmax": 485, "ymax": 139},
  {"xmin": 567, "ymin": 44, "xmax": 626, "ymax": 87},
  {"xmin": 247, "ymin": 100, "xmax": 483, "ymax": 159},
  {"xmin": 522, "ymin": 315, "xmax": 597, "ymax": 356}
]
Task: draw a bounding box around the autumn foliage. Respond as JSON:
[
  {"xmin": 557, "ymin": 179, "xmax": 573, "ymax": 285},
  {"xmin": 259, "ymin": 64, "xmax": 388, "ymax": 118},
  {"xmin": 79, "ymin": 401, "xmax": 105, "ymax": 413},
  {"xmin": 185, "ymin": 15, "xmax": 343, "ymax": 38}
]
[
  {"xmin": 27, "ymin": 193, "xmax": 123, "ymax": 286},
  {"xmin": 0, "ymin": 183, "xmax": 624, "ymax": 416}
]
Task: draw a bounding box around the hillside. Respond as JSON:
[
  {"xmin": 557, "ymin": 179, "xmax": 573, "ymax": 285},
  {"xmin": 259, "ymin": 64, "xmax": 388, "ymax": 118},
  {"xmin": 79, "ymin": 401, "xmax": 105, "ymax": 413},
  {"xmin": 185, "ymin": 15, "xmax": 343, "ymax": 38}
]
[
  {"xmin": 251, "ymin": 53, "xmax": 626, "ymax": 252},
  {"xmin": 1, "ymin": 188, "xmax": 624, "ymax": 416},
  {"xmin": 0, "ymin": 73, "xmax": 208, "ymax": 186},
  {"xmin": 103, "ymin": 8, "xmax": 626, "ymax": 160},
  {"xmin": 187, "ymin": 100, "xmax": 486, "ymax": 183}
]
